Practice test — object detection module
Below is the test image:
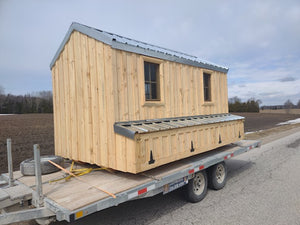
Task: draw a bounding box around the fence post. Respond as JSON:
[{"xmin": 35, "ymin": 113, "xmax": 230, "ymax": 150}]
[
  {"xmin": 7, "ymin": 138, "xmax": 14, "ymax": 187},
  {"xmin": 33, "ymin": 144, "xmax": 43, "ymax": 207}
]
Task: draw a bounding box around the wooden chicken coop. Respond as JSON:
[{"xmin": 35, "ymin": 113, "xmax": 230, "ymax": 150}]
[{"xmin": 50, "ymin": 22, "xmax": 244, "ymax": 173}]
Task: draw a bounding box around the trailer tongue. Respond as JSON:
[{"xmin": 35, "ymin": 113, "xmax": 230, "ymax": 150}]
[{"xmin": 0, "ymin": 139, "xmax": 260, "ymax": 225}]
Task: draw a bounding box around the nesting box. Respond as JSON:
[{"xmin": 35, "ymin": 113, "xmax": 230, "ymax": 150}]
[{"xmin": 50, "ymin": 22, "xmax": 244, "ymax": 173}]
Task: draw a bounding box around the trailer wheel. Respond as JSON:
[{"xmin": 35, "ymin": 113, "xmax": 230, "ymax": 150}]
[
  {"xmin": 20, "ymin": 155, "xmax": 63, "ymax": 176},
  {"xmin": 208, "ymin": 162, "xmax": 227, "ymax": 190},
  {"xmin": 185, "ymin": 170, "xmax": 208, "ymax": 203}
]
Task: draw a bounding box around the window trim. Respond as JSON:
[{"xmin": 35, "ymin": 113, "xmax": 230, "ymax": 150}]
[
  {"xmin": 144, "ymin": 61, "xmax": 160, "ymax": 101},
  {"xmin": 142, "ymin": 56, "xmax": 164, "ymax": 106},
  {"xmin": 203, "ymin": 72, "xmax": 212, "ymax": 102}
]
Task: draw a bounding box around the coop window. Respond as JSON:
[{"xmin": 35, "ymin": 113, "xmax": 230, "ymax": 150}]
[
  {"xmin": 144, "ymin": 61, "xmax": 160, "ymax": 101},
  {"xmin": 203, "ymin": 72, "xmax": 211, "ymax": 102}
]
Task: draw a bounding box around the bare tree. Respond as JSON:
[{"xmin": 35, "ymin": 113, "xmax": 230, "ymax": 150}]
[
  {"xmin": 0, "ymin": 85, "xmax": 5, "ymax": 113},
  {"xmin": 36, "ymin": 91, "xmax": 52, "ymax": 100},
  {"xmin": 297, "ymin": 100, "xmax": 300, "ymax": 109},
  {"xmin": 0, "ymin": 90, "xmax": 53, "ymax": 114},
  {"xmin": 0, "ymin": 85, "xmax": 4, "ymax": 95},
  {"xmin": 284, "ymin": 99, "xmax": 295, "ymax": 114}
]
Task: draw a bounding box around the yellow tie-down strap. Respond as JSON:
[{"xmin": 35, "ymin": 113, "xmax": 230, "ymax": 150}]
[{"xmin": 48, "ymin": 160, "xmax": 116, "ymax": 198}]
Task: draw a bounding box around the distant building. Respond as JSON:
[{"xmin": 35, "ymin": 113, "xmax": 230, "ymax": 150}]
[
  {"xmin": 260, "ymin": 105, "xmax": 284, "ymax": 110},
  {"xmin": 260, "ymin": 105, "xmax": 300, "ymax": 114}
]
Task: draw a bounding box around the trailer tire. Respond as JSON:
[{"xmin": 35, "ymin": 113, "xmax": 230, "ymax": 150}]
[
  {"xmin": 208, "ymin": 162, "xmax": 227, "ymax": 190},
  {"xmin": 20, "ymin": 155, "xmax": 64, "ymax": 176},
  {"xmin": 185, "ymin": 170, "xmax": 208, "ymax": 203}
]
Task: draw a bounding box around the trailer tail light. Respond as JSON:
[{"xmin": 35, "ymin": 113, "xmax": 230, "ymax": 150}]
[
  {"xmin": 128, "ymin": 184, "xmax": 155, "ymax": 200},
  {"xmin": 189, "ymin": 169, "xmax": 195, "ymax": 174},
  {"xmin": 138, "ymin": 188, "xmax": 147, "ymax": 195},
  {"xmin": 224, "ymin": 153, "xmax": 234, "ymax": 160}
]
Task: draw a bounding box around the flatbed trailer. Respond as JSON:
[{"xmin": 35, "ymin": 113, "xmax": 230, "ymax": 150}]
[{"xmin": 0, "ymin": 139, "xmax": 260, "ymax": 224}]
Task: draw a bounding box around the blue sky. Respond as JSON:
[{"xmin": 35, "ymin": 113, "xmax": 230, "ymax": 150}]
[{"xmin": 0, "ymin": 0, "xmax": 300, "ymax": 105}]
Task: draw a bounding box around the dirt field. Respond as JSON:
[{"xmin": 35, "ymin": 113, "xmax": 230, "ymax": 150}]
[
  {"xmin": 0, "ymin": 114, "xmax": 54, "ymax": 173},
  {"xmin": 233, "ymin": 112, "xmax": 300, "ymax": 132},
  {"xmin": 0, "ymin": 113, "xmax": 300, "ymax": 174}
]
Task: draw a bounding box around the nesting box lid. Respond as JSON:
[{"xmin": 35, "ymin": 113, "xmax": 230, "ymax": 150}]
[{"xmin": 114, "ymin": 113, "xmax": 244, "ymax": 139}]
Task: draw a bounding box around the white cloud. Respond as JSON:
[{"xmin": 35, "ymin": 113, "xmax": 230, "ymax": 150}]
[
  {"xmin": 229, "ymin": 79, "xmax": 300, "ymax": 105},
  {"xmin": 228, "ymin": 53, "xmax": 300, "ymax": 105}
]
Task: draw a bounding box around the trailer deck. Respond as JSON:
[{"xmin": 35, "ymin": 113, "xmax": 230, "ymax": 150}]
[{"xmin": 0, "ymin": 140, "xmax": 260, "ymax": 224}]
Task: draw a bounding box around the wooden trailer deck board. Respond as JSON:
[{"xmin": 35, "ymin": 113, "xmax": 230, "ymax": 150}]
[
  {"xmin": 43, "ymin": 172, "xmax": 153, "ymax": 210},
  {"xmin": 10, "ymin": 163, "xmax": 193, "ymax": 211},
  {"xmin": 14, "ymin": 169, "xmax": 153, "ymax": 211}
]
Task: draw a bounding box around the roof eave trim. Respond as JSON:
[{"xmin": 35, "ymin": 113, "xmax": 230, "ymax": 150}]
[
  {"xmin": 50, "ymin": 22, "xmax": 229, "ymax": 73},
  {"xmin": 50, "ymin": 23, "xmax": 74, "ymax": 69},
  {"xmin": 49, "ymin": 22, "xmax": 113, "ymax": 69},
  {"xmin": 111, "ymin": 42, "xmax": 229, "ymax": 73}
]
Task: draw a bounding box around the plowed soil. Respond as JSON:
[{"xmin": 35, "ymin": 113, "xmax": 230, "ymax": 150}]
[
  {"xmin": 234, "ymin": 112, "xmax": 300, "ymax": 132},
  {"xmin": 0, "ymin": 113, "xmax": 300, "ymax": 174},
  {"xmin": 0, "ymin": 114, "xmax": 54, "ymax": 173}
]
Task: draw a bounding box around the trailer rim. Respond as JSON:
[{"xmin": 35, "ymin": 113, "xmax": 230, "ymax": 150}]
[
  {"xmin": 208, "ymin": 162, "xmax": 227, "ymax": 190},
  {"xmin": 185, "ymin": 170, "xmax": 208, "ymax": 203},
  {"xmin": 215, "ymin": 163, "xmax": 226, "ymax": 184},
  {"xmin": 193, "ymin": 173, "xmax": 206, "ymax": 195}
]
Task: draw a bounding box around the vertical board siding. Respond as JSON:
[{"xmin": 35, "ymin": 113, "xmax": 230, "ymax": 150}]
[
  {"xmin": 58, "ymin": 50, "xmax": 66, "ymax": 158},
  {"xmin": 81, "ymin": 34, "xmax": 92, "ymax": 163},
  {"xmin": 169, "ymin": 62, "xmax": 175, "ymax": 117},
  {"xmin": 67, "ymin": 36, "xmax": 77, "ymax": 160},
  {"xmin": 88, "ymin": 37, "xmax": 98, "ymax": 163},
  {"xmin": 53, "ymin": 32, "xmax": 109, "ymax": 167},
  {"xmin": 95, "ymin": 38, "xmax": 106, "ymax": 165},
  {"xmin": 61, "ymin": 46, "xmax": 69, "ymax": 158},
  {"xmin": 52, "ymin": 31, "xmax": 238, "ymax": 173},
  {"xmin": 52, "ymin": 66, "xmax": 60, "ymax": 157},
  {"xmin": 122, "ymin": 52, "xmax": 129, "ymax": 121},
  {"xmin": 103, "ymin": 44, "xmax": 116, "ymax": 168},
  {"xmin": 74, "ymin": 31, "xmax": 85, "ymax": 162}
]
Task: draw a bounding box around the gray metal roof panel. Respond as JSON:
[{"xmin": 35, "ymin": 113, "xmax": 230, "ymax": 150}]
[
  {"xmin": 114, "ymin": 114, "xmax": 244, "ymax": 139},
  {"xmin": 50, "ymin": 22, "xmax": 229, "ymax": 73}
]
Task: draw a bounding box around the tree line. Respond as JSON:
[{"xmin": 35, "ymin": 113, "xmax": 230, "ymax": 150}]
[
  {"xmin": 1, "ymin": 83, "xmax": 299, "ymax": 114},
  {"xmin": 0, "ymin": 87, "xmax": 53, "ymax": 114},
  {"xmin": 229, "ymin": 97, "xmax": 300, "ymax": 113},
  {"xmin": 228, "ymin": 97, "xmax": 261, "ymax": 112},
  {"xmin": 283, "ymin": 99, "xmax": 300, "ymax": 109}
]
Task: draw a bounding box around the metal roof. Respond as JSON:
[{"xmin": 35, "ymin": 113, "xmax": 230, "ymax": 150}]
[
  {"xmin": 50, "ymin": 22, "xmax": 229, "ymax": 73},
  {"xmin": 114, "ymin": 114, "xmax": 244, "ymax": 139}
]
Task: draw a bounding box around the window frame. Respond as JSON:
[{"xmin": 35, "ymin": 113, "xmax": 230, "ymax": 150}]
[
  {"xmin": 203, "ymin": 72, "xmax": 212, "ymax": 102},
  {"xmin": 143, "ymin": 59, "xmax": 162, "ymax": 103}
]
